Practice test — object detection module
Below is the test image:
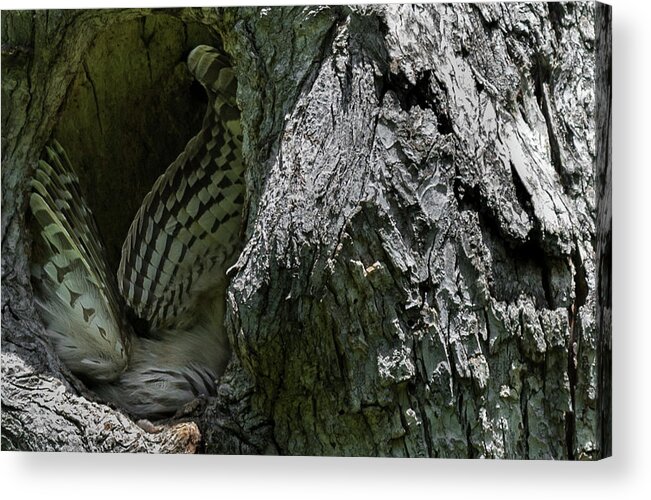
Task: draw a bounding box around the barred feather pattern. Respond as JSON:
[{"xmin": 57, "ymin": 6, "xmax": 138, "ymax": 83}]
[
  {"xmin": 118, "ymin": 45, "xmax": 244, "ymax": 330},
  {"xmin": 29, "ymin": 45, "xmax": 243, "ymax": 417},
  {"xmin": 29, "ymin": 143, "xmax": 131, "ymax": 382}
]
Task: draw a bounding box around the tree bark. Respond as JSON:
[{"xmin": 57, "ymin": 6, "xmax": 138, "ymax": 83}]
[{"xmin": 1, "ymin": 3, "xmax": 611, "ymax": 458}]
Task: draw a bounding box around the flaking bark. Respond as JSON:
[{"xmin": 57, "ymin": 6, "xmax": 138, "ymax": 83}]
[{"xmin": 1, "ymin": 3, "xmax": 611, "ymax": 458}]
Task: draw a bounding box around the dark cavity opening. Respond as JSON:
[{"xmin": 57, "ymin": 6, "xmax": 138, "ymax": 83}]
[{"xmin": 53, "ymin": 12, "xmax": 222, "ymax": 271}]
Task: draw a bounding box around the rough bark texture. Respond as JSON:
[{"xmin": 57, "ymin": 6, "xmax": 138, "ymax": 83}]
[{"xmin": 1, "ymin": 3, "xmax": 611, "ymax": 458}]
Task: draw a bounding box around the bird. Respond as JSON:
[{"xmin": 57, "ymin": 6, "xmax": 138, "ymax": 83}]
[{"xmin": 28, "ymin": 45, "xmax": 245, "ymax": 419}]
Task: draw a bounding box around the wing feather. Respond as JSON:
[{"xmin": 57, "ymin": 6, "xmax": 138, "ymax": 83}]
[
  {"xmin": 30, "ymin": 143, "xmax": 130, "ymax": 381},
  {"xmin": 117, "ymin": 46, "xmax": 245, "ymax": 330}
]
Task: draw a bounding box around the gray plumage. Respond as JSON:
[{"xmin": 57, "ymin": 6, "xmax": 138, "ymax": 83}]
[{"xmin": 29, "ymin": 45, "xmax": 244, "ymax": 418}]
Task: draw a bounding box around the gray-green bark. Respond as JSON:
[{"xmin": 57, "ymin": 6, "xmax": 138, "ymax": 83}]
[{"xmin": 1, "ymin": 3, "xmax": 611, "ymax": 458}]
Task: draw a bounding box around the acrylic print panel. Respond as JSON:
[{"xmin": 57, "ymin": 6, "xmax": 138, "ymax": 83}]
[{"xmin": 1, "ymin": 2, "xmax": 611, "ymax": 459}]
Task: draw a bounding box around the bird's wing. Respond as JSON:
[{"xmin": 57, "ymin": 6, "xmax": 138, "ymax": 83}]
[
  {"xmin": 29, "ymin": 141, "xmax": 130, "ymax": 382},
  {"xmin": 117, "ymin": 46, "xmax": 245, "ymax": 330}
]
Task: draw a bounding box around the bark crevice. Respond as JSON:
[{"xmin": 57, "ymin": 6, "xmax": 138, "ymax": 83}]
[{"xmin": 2, "ymin": 3, "xmax": 610, "ymax": 458}]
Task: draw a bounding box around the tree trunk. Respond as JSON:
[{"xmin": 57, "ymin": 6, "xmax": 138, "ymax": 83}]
[{"xmin": 1, "ymin": 3, "xmax": 611, "ymax": 458}]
